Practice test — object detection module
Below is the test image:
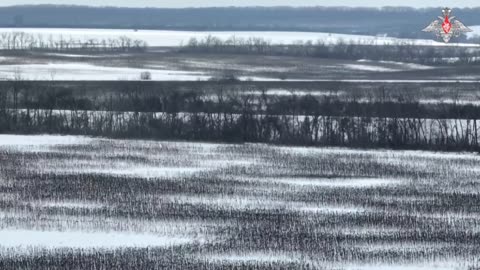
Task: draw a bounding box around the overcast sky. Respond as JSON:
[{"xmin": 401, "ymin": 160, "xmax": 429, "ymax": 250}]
[{"xmin": 0, "ymin": 1, "xmax": 478, "ymax": 8}]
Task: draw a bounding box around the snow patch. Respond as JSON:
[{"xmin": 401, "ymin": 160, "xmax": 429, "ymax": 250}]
[
  {"xmin": 0, "ymin": 63, "xmax": 210, "ymax": 81},
  {"xmin": 0, "ymin": 135, "xmax": 91, "ymax": 147},
  {"xmin": 207, "ymin": 252, "xmax": 301, "ymax": 263},
  {"xmin": 343, "ymin": 64, "xmax": 397, "ymax": 72},
  {"xmin": 43, "ymin": 53, "xmax": 106, "ymax": 58},
  {"xmin": 162, "ymin": 194, "xmax": 364, "ymax": 214},
  {"xmin": 260, "ymin": 177, "xmax": 399, "ymax": 188},
  {"xmin": 244, "ymin": 89, "xmax": 342, "ymax": 97},
  {"xmin": 342, "ymin": 260, "xmax": 467, "ymax": 270},
  {"xmin": 356, "ymin": 59, "xmax": 434, "ymax": 70},
  {"xmin": 49, "ymin": 167, "xmax": 206, "ymax": 179},
  {"xmin": 32, "ymin": 201, "xmax": 104, "ymax": 210},
  {"xmin": 0, "ymin": 229, "xmax": 196, "ymax": 250}
]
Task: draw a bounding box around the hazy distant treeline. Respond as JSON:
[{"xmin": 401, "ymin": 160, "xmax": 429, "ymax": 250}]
[
  {"xmin": 0, "ymin": 32, "xmax": 147, "ymax": 52},
  {"xmin": 1, "ymin": 5, "xmax": 480, "ymax": 38},
  {"xmin": 0, "ymin": 82, "xmax": 479, "ymax": 151},
  {"xmin": 181, "ymin": 35, "xmax": 480, "ymax": 65}
]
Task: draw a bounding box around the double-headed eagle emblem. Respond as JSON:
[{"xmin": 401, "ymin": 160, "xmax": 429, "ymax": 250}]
[{"xmin": 422, "ymin": 7, "xmax": 472, "ymax": 43}]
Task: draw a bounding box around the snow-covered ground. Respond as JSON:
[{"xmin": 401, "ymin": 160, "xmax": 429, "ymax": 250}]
[
  {"xmin": 207, "ymin": 252, "xmax": 302, "ymax": 264},
  {"xmin": 0, "ymin": 28, "xmax": 478, "ymax": 47},
  {"xmin": 467, "ymin": 25, "xmax": 480, "ymax": 38},
  {"xmin": 343, "ymin": 64, "xmax": 397, "ymax": 72},
  {"xmin": 356, "ymin": 59, "xmax": 434, "ymax": 70},
  {"xmin": 33, "ymin": 200, "xmax": 104, "ymax": 210},
  {"xmin": 0, "ymin": 62, "xmax": 478, "ymax": 82},
  {"xmin": 1, "ymin": 135, "xmax": 478, "ymax": 268},
  {"xmin": 161, "ymin": 194, "xmax": 365, "ymax": 214},
  {"xmin": 341, "ymin": 260, "xmax": 470, "ymax": 270},
  {"xmin": 256, "ymin": 177, "xmax": 400, "ymax": 188},
  {"xmin": 0, "ymin": 63, "xmax": 211, "ymax": 81},
  {"xmin": 0, "ymin": 134, "xmax": 91, "ymax": 146},
  {"xmin": 0, "ymin": 229, "xmax": 197, "ymax": 250}
]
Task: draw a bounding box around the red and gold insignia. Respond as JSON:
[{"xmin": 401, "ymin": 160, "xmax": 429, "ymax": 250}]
[{"xmin": 422, "ymin": 7, "xmax": 472, "ymax": 43}]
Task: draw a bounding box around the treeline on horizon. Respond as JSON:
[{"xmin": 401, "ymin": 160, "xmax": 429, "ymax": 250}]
[
  {"xmin": 0, "ymin": 32, "xmax": 147, "ymax": 52},
  {"xmin": 0, "ymin": 81, "xmax": 479, "ymax": 151},
  {"xmin": 1, "ymin": 5, "xmax": 480, "ymax": 39},
  {"xmin": 180, "ymin": 35, "xmax": 480, "ymax": 65}
]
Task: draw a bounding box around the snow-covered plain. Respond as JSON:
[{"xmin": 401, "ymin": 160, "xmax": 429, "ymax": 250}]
[
  {"xmin": 0, "ymin": 134, "xmax": 91, "ymax": 147},
  {"xmin": 356, "ymin": 59, "xmax": 434, "ymax": 70},
  {"xmin": 0, "ymin": 63, "xmax": 211, "ymax": 81},
  {"xmin": 35, "ymin": 200, "xmax": 104, "ymax": 210},
  {"xmin": 161, "ymin": 194, "xmax": 365, "ymax": 214},
  {"xmin": 207, "ymin": 252, "xmax": 302, "ymax": 264},
  {"xmin": 0, "ymin": 28, "xmax": 473, "ymax": 81},
  {"xmin": 0, "ymin": 61, "xmax": 296, "ymax": 81},
  {"xmin": 49, "ymin": 166, "xmax": 207, "ymax": 179},
  {"xmin": 1, "ymin": 135, "xmax": 479, "ymax": 268},
  {"xmin": 259, "ymin": 177, "xmax": 400, "ymax": 188},
  {"xmin": 0, "ymin": 28, "xmax": 478, "ymax": 47},
  {"xmin": 1, "ymin": 62, "xmax": 479, "ymax": 81},
  {"xmin": 343, "ymin": 64, "xmax": 397, "ymax": 72},
  {"xmin": 341, "ymin": 260, "xmax": 470, "ymax": 270},
  {"xmin": 0, "ymin": 229, "xmax": 195, "ymax": 249}
]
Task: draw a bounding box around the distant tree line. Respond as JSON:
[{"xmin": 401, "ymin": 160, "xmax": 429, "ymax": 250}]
[
  {"xmin": 180, "ymin": 35, "xmax": 480, "ymax": 65},
  {"xmin": 0, "ymin": 32, "xmax": 147, "ymax": 52},
  {"xmin": 1, "ymin": 5, "xmax": 480, "ymax": 39},
  {"xmin": 0, "ymin": 82, "xmax": 479, "ymax": 151}
]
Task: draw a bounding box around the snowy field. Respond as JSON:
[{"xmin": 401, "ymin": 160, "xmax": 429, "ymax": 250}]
[
  {"xmin": 0, "ymin": 55, "xmax": 478, "ymax": 81},
  {"xmin": 0, "ymin": 62, "xmax": 212, "ymax": 81},
  {"xmin": 0, "ymin": 28, "xmax": 476, "ymax": 81},
  {"xmin": 0, "ymin": 28, "xmax": 478, "ymax": 47},
  {"xmin": 1, "ymin": 135, "xmax": 480, "ymax": 269},
  {"xmin": 0, "ymin": 58, "xmax": 436, "ymax": 81}
]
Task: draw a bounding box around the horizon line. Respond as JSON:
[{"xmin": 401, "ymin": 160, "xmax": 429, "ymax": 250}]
[{"xmin": 0, "ymin": 4, "xmax": 479, "ymax": 10}]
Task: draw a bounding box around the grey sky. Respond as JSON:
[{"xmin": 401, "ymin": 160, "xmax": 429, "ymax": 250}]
[{"xmin": 0, "ymin": 1, "xmax": 478, "ymax": 8}]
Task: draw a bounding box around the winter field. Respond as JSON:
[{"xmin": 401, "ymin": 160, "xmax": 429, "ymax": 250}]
[
  {"xmin": 0, "ymin": 55, "xmax": 431, "ymax": 81},
  {"xmin": 1, "ymin": 51, "xmax": 480, "ymax": 81},
  {"xmin": 0, "ymin": 28, "xmax": 479, "ymax": 48},
  {"xmin": 1, "ymin": 135, "xmax": 480, "ymax": 269},
  {"xmin": 0, "ymin": 59, "xmax": 433, "ymax": 81},
  {"xmin": 0, "ymin": 27, "xmax": 477, "ymax": 81}
]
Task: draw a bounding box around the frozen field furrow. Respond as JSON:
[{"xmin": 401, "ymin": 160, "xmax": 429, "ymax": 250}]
[{"xmin": 1, "ymin": 135, "xmax": 479, "ymax": 269}]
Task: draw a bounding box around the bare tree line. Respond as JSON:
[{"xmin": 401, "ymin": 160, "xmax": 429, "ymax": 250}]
[
  {"xmin": 1, "ymin": 108, "xmax": 479, "ymax": 151},
  {"xmin": 0, "ymin": 82, "xmax": 479, "ymax": 151},
  {"xmin": 0, "ymin": 32, "xmax": 148, "ymax": 52},
  {"xmin": 181, "ymin": 35, "xmax": 480, "ymax": 65}
]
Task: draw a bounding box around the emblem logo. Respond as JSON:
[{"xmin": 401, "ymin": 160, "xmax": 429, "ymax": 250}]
[{"xmin": 422, "ymin": 7, "xmax": 472, "ymax": 43}]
